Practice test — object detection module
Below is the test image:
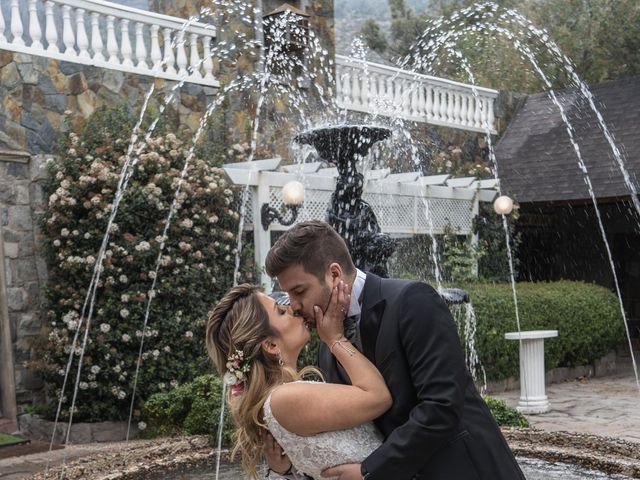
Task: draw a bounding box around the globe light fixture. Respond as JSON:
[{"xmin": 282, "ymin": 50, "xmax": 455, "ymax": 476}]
[
  {"xmin": 493, "ymin": 195, "xmax": 514, "ymax": 215},
  {"xmin": 261, "ymin": 180, "xmax": 305, "ymax": 230}
]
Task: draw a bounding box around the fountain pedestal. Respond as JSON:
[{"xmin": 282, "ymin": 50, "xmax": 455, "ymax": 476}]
[{"xmin": 505, "ymin": 330, "xmax": 558, "ymax": 414}]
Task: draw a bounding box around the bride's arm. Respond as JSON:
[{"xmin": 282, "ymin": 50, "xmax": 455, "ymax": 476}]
[{"xmin": 270, "ymin": 281, "xmax": 392, "ymax": 437}]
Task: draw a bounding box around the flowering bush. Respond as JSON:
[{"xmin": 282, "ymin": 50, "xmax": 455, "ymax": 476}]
[{"xmin": 35, "ymin": 107, "xmax": 253, "ymax": 422}]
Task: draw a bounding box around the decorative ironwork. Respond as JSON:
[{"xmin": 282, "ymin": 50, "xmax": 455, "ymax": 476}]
[{"xmin": 260, "ymin": 203, "xmax": 300, "ymax": 230}]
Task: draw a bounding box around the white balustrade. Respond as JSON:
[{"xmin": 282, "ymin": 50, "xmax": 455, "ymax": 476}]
[
  {"xmin": 336, "ymin": 55, "xmax": 498, "ymax": 134},
  {"xmin": 0, "ymin": 0, "xmax": 218, "ymax": 87}
]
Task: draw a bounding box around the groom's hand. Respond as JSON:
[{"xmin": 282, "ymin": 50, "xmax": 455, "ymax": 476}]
[
  {"xmin": 262, "ymin": 430, "xmax": 292, "ymax": 474},
  {"xmin": 321, "ymin": 463, "xmax": 361, "ymax": 479}
]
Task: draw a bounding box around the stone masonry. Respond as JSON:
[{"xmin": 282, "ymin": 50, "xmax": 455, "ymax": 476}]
[{"xmin": 0, "ymin": 152, "xmax": 48, "ymax": 412}]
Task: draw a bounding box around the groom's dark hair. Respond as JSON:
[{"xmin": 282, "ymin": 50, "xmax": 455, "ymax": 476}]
[{"xmin": 265, "ymin": 220, "xmax": 355, "ymax": 280}]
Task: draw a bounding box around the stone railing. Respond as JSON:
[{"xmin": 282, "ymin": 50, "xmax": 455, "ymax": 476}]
[
  {"xmin": 0, "ymin": 0, "xmax": 218, "ymax": 87},
  {"xmin": 335, "ymin": 55, "xmax": 498, "ymax": 134}
]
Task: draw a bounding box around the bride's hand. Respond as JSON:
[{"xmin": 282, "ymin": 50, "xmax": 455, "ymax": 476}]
[{"xmin": 314, "ymin": 280, "xmax": 351, "ymax": 346}]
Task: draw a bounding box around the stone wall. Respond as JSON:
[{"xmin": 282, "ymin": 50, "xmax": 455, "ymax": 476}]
[
  {"xmin": 0, "ymin": 152, "xmax": 48, "ymax": 415},
  {"xmin": 0, "ymin": 51, "xmax": 219, "ymax": 156}
]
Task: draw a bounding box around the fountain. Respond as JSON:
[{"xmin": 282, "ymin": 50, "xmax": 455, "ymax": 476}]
[{"xmin": 294, "ymin": 124, "xmax": 471, "ymax": 307}]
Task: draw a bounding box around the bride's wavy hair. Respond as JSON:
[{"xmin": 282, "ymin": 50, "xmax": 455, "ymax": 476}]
[{"xmin": 206, "ymin": 283, "xmax": 318, "ymax": 477}]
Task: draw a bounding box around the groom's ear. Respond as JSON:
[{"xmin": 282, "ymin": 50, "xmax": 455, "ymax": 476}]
[{"xmin": 327, "ymin": 262, "xmax": 343, "ymax": 287}]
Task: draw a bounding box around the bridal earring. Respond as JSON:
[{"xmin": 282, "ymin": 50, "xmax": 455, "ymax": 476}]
[{"xmin": 277, "ymin": 351, "xmax": 284, "ymax": 366}]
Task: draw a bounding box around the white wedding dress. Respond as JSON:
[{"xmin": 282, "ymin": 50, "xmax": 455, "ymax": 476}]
[{"xmin": 263, "ymin": 381, "xmax": 383, "ymax": 480}]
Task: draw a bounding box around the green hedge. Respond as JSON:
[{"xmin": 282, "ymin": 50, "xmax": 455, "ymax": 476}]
[{"xmin": 464, "ymin": 281, "xmax": 625, "ymax": 381}]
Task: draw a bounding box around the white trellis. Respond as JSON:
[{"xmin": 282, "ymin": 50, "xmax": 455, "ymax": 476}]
[{"xmin": 224, "ymin": 159, "xmax": 498, "ymax": 289}]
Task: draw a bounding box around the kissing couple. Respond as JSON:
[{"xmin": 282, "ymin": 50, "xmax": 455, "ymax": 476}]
[{"xmin": 206, "ymin": 220, "xmax": 525, "ymax": 480}]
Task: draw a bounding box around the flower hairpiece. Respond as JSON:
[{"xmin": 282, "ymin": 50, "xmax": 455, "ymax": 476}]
[{"xmin": 223, "ymin": 350, "xmax": 251, "ymax": 396}]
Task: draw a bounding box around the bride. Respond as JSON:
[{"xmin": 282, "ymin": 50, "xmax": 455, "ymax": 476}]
[{"xmin": 205, "ymin": 281, "xmax": 390, "ymax": 479}]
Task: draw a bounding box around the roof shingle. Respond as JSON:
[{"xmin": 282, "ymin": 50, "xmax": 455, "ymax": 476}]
[{"xmin": 495, "ymin": 77, "xmax": 640, "ymax": 203}]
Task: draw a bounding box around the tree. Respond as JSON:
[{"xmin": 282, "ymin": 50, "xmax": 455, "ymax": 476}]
[{"xmin": 360, "ymin": 0, "xmax": 640, "ymax": 92}]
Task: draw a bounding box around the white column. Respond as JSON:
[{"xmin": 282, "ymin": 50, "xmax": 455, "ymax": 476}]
[
  {"xmin": 61, "ymin": 5, "xmax": 75, "ymax": 55},
  {"xmin": 106, "ymin": 15, "xmax": 119, "ymax": 64},
  {"xmin": 120, "ymin": 19, "xmax": 133, "ymax": 67},
  {"xmin": 134, "ymin": 22, "xmax": 147, "ymax": 69},
  {"xmin": 10, "ymin": 0, "xmax": 25, "ymax": 46},
  {"xmin": 425, "ymin": 86, "xmax": 433, "ymax": 120},
  {"xmin": 150, "ymin": 25, "xmax": 162, "ymax": 71},
  {"xmin": 176, "ymin": 30, "xmax": 187, "ymax": 76},
  {"xmin": 28, "ymin": 0, "xmax": 43, "ymax": 50},
  {"xmin": 76, "ymin": 9, "xmax": 90, "ymax": 59},
  {"xmin": 254, "ymin": 180, "xmax": 272, "ymax": 292},
  {"xmin": 470, "ymin": 191, "xmax": 479, "ymax": 277},
  {"xmin": 189, "ymin": 33, "xmax": 202, "ymax": 79},
  {"xmin": 0, "ymin": 3, "xmax": 6, "ymax": 42},
  {"xmin": 341, "ymin": 70, "xmax": 351, "ymax": 109},
  {"xmin": 163, "ymin": 28, "xmax": 176, "ymax": 74},
  {"xmin": 44, "ymin": 1, "xmax": 58, "ymax": 52},
  {"xmin": 505, "ymin": 330, "xmax": 558, "ymax": 414},
  {"xmin": 201, "ymin": 36, "xmax": 214, "ymax": 81},
  {"xmin": 90, "ymin": 12, "xmax": 105, "ymax": 61}
]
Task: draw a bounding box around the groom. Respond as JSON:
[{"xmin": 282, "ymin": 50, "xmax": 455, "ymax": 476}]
[{"xmin": 264, "ymin": 220, "xmax": 525, "ymax": 480}]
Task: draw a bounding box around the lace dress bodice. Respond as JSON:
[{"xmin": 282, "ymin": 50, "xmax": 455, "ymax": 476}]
[{"xmin": 263, "ymin": 382, "xmax": 383, "ymax": 480}]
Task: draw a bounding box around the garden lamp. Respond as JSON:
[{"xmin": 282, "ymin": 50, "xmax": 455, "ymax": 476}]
[
  {"xmin": 261, "ymin": 180, "xmax": 305, "ymax": 230},
  {"xmin": 493, "ymin": 195, "xmax": 514, "ymax": 215}
]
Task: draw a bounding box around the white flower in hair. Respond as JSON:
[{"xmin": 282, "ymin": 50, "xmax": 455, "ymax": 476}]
[{"xmin": 223, "ymin": 372, "xmax": 238, "ymax": 385}]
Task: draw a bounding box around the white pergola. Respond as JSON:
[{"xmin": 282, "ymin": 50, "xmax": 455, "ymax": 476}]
[{"xmin": 224, "ymin": 159, "xmax": 499, "ymax": 290}]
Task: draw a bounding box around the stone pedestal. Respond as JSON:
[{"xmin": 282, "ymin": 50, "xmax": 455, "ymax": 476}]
[{"xmin": 505, "ymin": 330, "xmax": 558, "ymax": 414}]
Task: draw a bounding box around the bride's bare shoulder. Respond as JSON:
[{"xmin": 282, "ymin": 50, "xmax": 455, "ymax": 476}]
[{"xmin": 268, "ymin": 381, "xmax": 372, "ymax": 436}]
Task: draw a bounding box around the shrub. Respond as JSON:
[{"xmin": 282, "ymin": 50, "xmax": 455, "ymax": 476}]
[
  {"xmin": 34, "ymin": 106, "xmax": 253, "ymax": 422},
  {"xmin": 483, "ymin": 396, "xmax": 529, "ymax": 428},
  {"xmin": 464, "ymin": 281, "xmax": 625, "ymax": 381},
  {"xmin": 295, "ymin": 280, "xmax": 625, "ymax": 383},
  {"xmin": 141, "ymin": 374, "xmax": 234, "ymax": 443}
]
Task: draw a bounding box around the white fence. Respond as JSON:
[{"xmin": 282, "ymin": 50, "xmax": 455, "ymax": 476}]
[
  {"xmin": 335, "ymin": 54, "xmax": 498, "ymax": 134},
  {"xmin": 0, "ymin": 0, "xmax": 218, "ymax": 86}
]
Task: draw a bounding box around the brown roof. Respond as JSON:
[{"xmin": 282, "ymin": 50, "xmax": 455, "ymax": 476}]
[{"xmin": 494, "ymin": 76, "xmax": 640, "ymax": 203}]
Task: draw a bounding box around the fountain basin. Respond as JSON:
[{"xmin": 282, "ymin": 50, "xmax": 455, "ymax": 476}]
[{"xmin": 28, "ymin": 430, "xmax": 640, "ymax": 479}]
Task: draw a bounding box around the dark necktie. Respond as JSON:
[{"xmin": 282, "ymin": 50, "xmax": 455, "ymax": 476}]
[{"xmin": 343, "ymin": 315, "xmax": 361, "ymax": 350}]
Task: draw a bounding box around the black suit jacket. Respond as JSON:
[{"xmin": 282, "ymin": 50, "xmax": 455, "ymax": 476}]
[{"xmin": 318, "ymin": 274, "xmax": 525, "ymax": 480}]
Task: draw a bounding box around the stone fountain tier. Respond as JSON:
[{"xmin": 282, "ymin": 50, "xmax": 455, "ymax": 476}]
[
  {"xmin": 294, "ymin": 125, "xmax": 392, "ymax": 174},
  {"xmin": 439, "ymin": 288, "xmax": 470, "ymax": 305}
]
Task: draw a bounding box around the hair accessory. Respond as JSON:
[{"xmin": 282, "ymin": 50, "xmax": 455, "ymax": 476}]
[{"xmin": 223, "ymin": 350, "xmax": 251, "ymax": 396}]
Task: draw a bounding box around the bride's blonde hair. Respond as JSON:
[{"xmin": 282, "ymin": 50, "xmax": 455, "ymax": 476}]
[{"xmin": 206, "ymin": 283, "xmax": 317, "ymax": 477}]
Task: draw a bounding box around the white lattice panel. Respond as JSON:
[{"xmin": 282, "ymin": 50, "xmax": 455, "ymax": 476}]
[
  {"xmin": 232, "ymin": 188, "xmax": 254, "ymax": 221},
  {"xmin": 242, "ymin": 187, "xmax": 474, "ymax": 234},
  {"xmin": 364, "ymin": 193, "xmax": 474, "ymax": 234}
]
